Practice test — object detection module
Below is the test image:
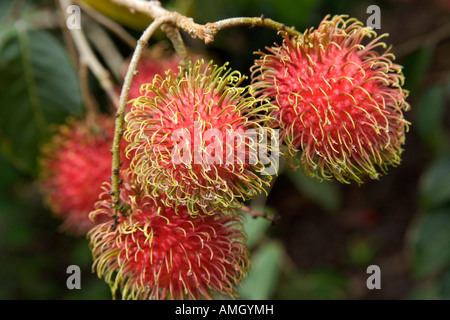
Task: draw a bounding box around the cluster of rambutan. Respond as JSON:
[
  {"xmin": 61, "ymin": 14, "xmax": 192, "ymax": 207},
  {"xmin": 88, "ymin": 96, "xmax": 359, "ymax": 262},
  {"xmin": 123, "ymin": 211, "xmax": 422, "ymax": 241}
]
[
  {"xmin": 89, "ymin": 58, "xmax": 271, "ymax": 299},
  {"xmin": 39, "ymin": 14, "xmax": 410, "ymax": 300}
]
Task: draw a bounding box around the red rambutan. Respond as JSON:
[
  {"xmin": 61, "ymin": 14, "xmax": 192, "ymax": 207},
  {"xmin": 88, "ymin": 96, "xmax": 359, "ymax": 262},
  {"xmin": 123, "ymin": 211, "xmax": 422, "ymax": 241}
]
[
  {"xmin": 89, "ymin": 171, "xmax": 249, "ymax": 300},
  {"xmin": 251, "ymin": 15, "xmax": 410, "ymax": 184},
  {"xmin": 124, "ymin": 59, "xmax": 278, "ymax": 215},
  {"xmin": 127, "ymin": 53, "xmax": 180, "ymax": 101}
]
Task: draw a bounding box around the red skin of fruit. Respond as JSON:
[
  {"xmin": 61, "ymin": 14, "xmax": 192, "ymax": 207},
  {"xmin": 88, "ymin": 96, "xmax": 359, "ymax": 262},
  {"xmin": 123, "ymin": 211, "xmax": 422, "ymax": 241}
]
[
  {"xmin": 251, "ymin": 15, "xmax": 410, "ymax": 184},
  {"xmin": 40, "ymin": 115, "xmax": 130, "ymax": 235},
  {"xmin": 125, "ymin": 60, "xmax": 275, "ymax": 215},
  {"xmin": 89, "ymin": 171, "xmax": 249, "ymax": 300},
  {"xmin": 126, "ymin": 54, "xmax": 180, "ymax": 101}
]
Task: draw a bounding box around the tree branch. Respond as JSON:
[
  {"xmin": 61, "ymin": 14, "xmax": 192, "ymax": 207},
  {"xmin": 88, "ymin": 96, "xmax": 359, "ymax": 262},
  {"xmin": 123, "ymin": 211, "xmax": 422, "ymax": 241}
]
[
  {"xmin": 110, "ymin": 0, "xmax": 214, "ymax": 43},
  {"xmin": 205, "ymin": 15, "xmax": 301, "ymax": 39},
  {"xmin": 78, "ymin": 61, "xmax": 100, "ymax": 121},
  {"xmin": 241, "ymin": 205, "xmax": 280, "ymax": 225},
  {"xmin": 59, "ymin": 0, "xmax": 119, "ymax": 108},
  {"xmin": 110, "ymin": 0, "xmax": 302, "ymax": 43},
  {"xmin": 85, "ymin": 21, "xmax": 125, "ymax": 82},
  {"xmin": 75, "ymin": 0, "xmax": 137, "ymax": 49},
  {"xmin": 161, "ymin": 23, "xmax": 190, "ymax": 73}
]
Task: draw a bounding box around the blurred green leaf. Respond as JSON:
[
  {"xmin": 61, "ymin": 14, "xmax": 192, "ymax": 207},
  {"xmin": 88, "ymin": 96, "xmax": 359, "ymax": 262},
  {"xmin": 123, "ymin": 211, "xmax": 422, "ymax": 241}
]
[
  {"xmin": 0, "ymin": 197, "xmax": 36, "ymax": 250},
  {"xmin": 276, "ymin": 269, "xmax": 348, "ymax": 300},
  {"xmin": 63, "ymin": 275, "xmax": 112, "ymax": 300},
  {"xmin": 406, "ymin": 268, "xmax": 450, "ymax": 300},
  {"xmin": 0, "ymin": 0, "xmax": 14, "ymax": 22},
  {"xmin": 439, "ymin": 269, "xmax": 450, "ymax": 300},
  {"xmin": 419, "ymin": 156, "xmax": 450, "ymax": 209},
  {"xmin": 347, "ymin": 236, "xmax": 378, "ymax": 267},
  {"xmin": 402, "ymin": 46, "xmax": 435, "ymax": 93},
  {"xmin": 193, "ymin": 0, "xmax": 321, "ymax": 27},
  {"xmin": 0, "ymin": 24, "xmax": 83, "ymax": 175},
  {"xmin": 0, "ymin": 153, "xmax": 22, "ymax": 195},
  {"xmin": 70, "ymin": 239, "xmax": 95, "ymax": 268},
  {"xmin": 239, "ymin": 240, "xmax": 284, "ymax": 299},
  {"xmin": 407, "ymin": 282, "xmax": 440, "ymax": 300},
  {"xmin": 193, "ymin": 0, "xmax": 231, "ymax": 23},
  {"xmin": 285, "ymin": 168, "xmax": 342, "ymax": 213},
  {"xmin": 415, "ymin": 85, "xmax": 448, "ymax": 154},
  {"xmin": 408, "ymin": 208, "xmax": 450, "ymax": 278},
  {"xmin": 243, "ymin": 0, "xmax": 321, "ymax": 28},
  {"xmin": 0, "ymin": 24, "xmax": 15, "ymax": 51},
  {"xmin": 242, "ymin": 209, "xmax": 273, "ymax": 249}
]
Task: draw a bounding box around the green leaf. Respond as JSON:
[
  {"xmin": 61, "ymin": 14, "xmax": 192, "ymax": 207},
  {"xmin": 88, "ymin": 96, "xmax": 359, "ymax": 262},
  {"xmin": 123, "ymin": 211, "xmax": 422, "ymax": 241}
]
[
  {"xmin": 285, "ymin": 168, "xmax": 342, "ymax": 213},
  {"xmin": 408, "ymin": 208, "xmax": 450, "ymax": 278},
  {"xmin": 0, "ymin": 24, "xmax": 15, "ymax": 51},
  {"xmin": 0, "ymin": 25, "xmax": 83, "ymax": 174},
  {"xmin": 239, "ymin": 240, "xmax": 284, "ymax": 300},
  {"xmin": 0, "ymin": 0, "xmax": 14, "ymax": 22},
  {"xmin": 267, "ymin": 0, "xmax": 321, "ymax": 29},
  {"xmin": 276, "ymin": 269, "xmax": 348, "ymax": 300},
  {"xmin": 415, "ymin": 85, "xmax": 448, "ymax": 154},
  {"xmin": 419, "ymin": 156, "xmax": 450, "ymax": 209},
  {"xmin": 0, "ymin": 199, "xmax": 35, "ymax": 250},
  {"xmin": 406, "ymin": 267, "xmax": 450, "ymax": 300},
  {"xmin": 0, "ymin": 153, "xmax": 22, "ymax": 196},
  {"xmin": 242, "ymin": 207, "xmax": 274, "ymax": 249},
  {"xmin": 407, "ymin": 282, "xmax": 440, "ymax": 300}
]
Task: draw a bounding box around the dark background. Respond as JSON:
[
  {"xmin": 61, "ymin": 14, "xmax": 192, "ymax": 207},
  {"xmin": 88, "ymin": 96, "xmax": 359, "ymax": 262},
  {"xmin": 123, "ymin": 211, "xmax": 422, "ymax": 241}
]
[{"xmin": 0, "ymin": 0, "xmax": 450, "ymax": 299}]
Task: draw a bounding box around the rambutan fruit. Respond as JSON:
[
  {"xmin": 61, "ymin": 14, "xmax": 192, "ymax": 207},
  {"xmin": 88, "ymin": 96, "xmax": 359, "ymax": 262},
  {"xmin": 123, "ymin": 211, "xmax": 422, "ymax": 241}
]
[
  {"xmin": 126, "ymin": 53, "xmax": 180, "ymax": 102},
  {"xmin": 251, "ymin": 15, "xmax": 410, "ymax": 184},
  {"xmin": 39, "ymin": 115, "xmax": 130, "ymax": 235},
  {"xmin": 89, "ymin": 171, "xmax": 249, "ymax": 300}
]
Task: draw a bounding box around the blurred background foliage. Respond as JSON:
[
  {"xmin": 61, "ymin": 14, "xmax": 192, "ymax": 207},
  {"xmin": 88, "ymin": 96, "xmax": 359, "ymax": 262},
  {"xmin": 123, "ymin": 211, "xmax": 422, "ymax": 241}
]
[{"xmin": 0, "ymin": 0, "xmax": 450, "ymax": 300}]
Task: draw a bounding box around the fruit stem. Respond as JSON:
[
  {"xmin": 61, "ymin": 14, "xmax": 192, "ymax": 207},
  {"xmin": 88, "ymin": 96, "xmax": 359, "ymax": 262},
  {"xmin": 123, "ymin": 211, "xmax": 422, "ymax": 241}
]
[
  {"xmin": 161, "ymin": 24, "xmax": 190, "ymax": 75},
  {"xmin": 205, "ymin": 15, "xmax": 302, "ymax": 39},
  {"xmin": 110, "ymin": 16, "xmax": 173, "ymax": 223}
]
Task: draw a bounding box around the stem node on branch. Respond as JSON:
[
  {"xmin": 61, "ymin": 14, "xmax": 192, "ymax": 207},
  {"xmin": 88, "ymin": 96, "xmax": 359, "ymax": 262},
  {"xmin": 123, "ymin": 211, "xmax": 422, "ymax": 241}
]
[{"xmin": 241, "ymin": 205, "xmax": 280, "ymax": 224}]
